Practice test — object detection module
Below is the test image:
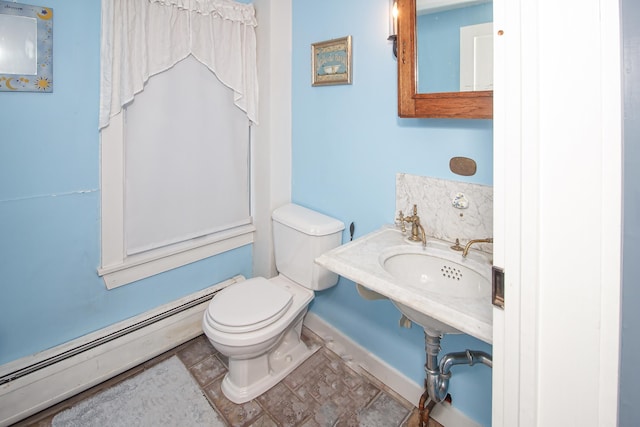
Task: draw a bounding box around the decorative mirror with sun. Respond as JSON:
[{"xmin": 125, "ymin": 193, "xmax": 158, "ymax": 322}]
[{"xmin": 0, "ymin": 1, "xmax": 53, "ymax": 92}]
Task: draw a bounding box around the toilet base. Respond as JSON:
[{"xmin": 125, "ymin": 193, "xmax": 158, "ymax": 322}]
[{"xmin": 220, "ymin": 314, "xmax": 318, "ymax": 404}]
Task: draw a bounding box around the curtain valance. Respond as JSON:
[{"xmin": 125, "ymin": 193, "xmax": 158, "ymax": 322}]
[
  {"xmin": 99, "ymin": 0, "xmax": 258, "ymax": 129},
  {"xmin": 149, "ymin": 0, "xmax": 257, "ymax": 21}
]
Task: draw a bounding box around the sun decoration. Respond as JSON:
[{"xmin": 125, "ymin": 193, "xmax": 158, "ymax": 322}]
[{"xmin": 35, "ymin": 77, "xmax": 51, "ymax": 91}]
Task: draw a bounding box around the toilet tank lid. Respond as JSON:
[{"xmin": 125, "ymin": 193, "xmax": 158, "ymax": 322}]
[{"xmin": 272, "ymin": 204, "xmax": 345, "ymax": 236}]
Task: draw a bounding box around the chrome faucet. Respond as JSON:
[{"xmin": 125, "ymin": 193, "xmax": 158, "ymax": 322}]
[
  {"xmin": 396, "ymin": 204, "xmax": 427, "ymax": 247},
  {"xmin": 462, "ymin": 238, "xmax": 493, "ymax": 257}
]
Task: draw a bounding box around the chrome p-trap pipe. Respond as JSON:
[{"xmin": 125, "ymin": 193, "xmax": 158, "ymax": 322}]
[{"xmin": 423, "ymin": 331, "xmax": 492, "ymax": 403}]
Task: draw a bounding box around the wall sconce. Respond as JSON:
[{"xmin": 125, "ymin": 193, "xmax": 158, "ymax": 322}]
[{"xmin": 388, "ymin": 0, "xmax": 398, "ymax": 58}]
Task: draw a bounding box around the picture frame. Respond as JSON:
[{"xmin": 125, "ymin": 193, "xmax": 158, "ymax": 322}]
[
  {"xmin": 0, "ymin": 1, "xmax": 53, "ymax": 92},
  {"xmin": 311, "ymin": 36, "xmax": 352, "ymax": 86}
]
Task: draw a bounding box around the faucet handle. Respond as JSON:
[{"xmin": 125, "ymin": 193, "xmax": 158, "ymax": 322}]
[
  {"xmin": 450, "ymin": 238, "xmax": 464, "ymax": 251},
  {"xmin": 396, "ymin": 210, "xmax": 406, "ymax": 232}
]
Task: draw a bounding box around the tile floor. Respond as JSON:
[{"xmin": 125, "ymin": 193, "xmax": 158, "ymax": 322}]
[{"xmin": 15, "ymin": 328, "xmax": 443, "ymax": 427}]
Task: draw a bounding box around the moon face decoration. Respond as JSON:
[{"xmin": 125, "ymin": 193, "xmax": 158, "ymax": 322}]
[
  {"xmin": 0, "ymin": 76, "xmax": 34, "ymax": 90},
  {"xmin": 37, "ymin": 7, "xmax": 52, "ymax": 20},
  {"xmin": 0, "ymin": 1, "xmax": 53, "ymax": 92},
  {"xmin": 2, "ymin": 77, "xmax": 17, "ymax": 91}
]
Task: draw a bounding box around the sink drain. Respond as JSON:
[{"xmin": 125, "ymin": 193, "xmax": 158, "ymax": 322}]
[{"xmin": 441, "ymin": 265, "xmax": 463, "ymax": 281}]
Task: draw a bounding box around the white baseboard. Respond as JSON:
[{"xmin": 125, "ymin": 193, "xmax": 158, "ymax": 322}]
[
  {"xmin": 303, "ymin": 312, "xmax": 482, "ymax": 427},
  {"xmin": 0, "ymin": 275, "xmax": 244, "ymax": 427}
]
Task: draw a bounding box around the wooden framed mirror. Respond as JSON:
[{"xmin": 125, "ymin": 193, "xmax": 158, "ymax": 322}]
[{"xmin": 396, "ymin": 0, "xmax": 493, "ymax": 119}]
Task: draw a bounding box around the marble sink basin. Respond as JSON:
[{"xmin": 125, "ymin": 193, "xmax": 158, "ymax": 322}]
[
  {"xmin": 380, "ymin": 246, "xmax": 491, "ymax": 335},
  {"xmin": 381, "ymin": 248, "xmax": 490, "ymax": 299},
  {"xmin": 315, "ymin": 225, "xmax": 493, "ymax": 343}
]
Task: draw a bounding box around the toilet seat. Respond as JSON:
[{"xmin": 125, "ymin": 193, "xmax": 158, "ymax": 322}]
[{"xmin": 207, "ymin": 277, "xmax": 293, "ymax": 334}]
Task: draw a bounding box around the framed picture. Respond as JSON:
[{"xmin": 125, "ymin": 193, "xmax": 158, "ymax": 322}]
[
  {"xmin": 0, "ymin": 1, "xmax": 53, "ymax": 92},
  {"xmin": 311, "ymin": 36, "xmax": 352, "ymax": 86}
]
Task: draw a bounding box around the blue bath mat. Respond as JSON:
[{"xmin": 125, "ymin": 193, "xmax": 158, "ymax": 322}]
[{"xmin": 52, "ymin": 356, "xmax": 225, "ymax": 427}]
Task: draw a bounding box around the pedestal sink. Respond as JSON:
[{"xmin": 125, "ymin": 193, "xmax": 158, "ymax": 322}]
[{"xmin": 315, "ymin": 225, "xmax": 493, "ymax": 344}]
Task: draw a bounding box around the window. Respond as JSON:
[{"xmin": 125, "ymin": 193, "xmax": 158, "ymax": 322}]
[
  {"xmin": 99, "ymin": 57, "xmax": 254, "ymax": 289},
  {"xmin": 97, "ymin": 0, "xmax": 258, "ymax": 289}
]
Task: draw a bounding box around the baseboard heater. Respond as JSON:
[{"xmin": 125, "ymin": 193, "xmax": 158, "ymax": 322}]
[{"xmin": 0, "ymin": 275, "xmax": 244, "ymax": 427}]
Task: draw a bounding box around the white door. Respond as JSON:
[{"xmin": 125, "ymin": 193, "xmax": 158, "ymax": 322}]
[
  {"xmin": 492, "ymin": 0, "xmax": 622, "ymax": 425},
  {"xmin": 460, "ymin": 22, "xmax": 493, "ymax": 91}
]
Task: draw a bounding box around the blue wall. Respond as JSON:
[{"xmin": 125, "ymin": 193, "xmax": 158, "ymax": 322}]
[
  {"xmin": 620, "ymin": 0, "xmax": 640, "ymax": 424},
  {"xmin": 0, "ymin": 0, "xmax": 252, "ymax": 365},
  {"xmin": 292, "ymin": 0, "xmax": 493, "ymax": 425}
]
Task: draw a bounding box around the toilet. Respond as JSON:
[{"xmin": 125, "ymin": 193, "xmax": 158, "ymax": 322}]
[{"xmin": 202, "ymin": 203, "xmax": 344, "ymax": 403}]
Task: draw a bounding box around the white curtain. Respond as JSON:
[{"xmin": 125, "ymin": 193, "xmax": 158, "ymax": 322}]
[{"xmin": 99, "ymin": 0, "xmax": 258, "ymax": 129}]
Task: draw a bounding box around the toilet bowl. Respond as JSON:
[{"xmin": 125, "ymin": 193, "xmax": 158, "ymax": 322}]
[
  {"xmin": 203, "ymin": 275, "xmax": 314, "ymax": 403},
  {"xmin": 202, "ymin": 204, "xmax": 344, "ymax": 403}
]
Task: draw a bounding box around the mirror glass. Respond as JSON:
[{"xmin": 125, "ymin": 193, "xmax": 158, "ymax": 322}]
[
  {"xmin": 416, "ymin": 0, "xmax": 492, "ymax": 94},
  {"xmin": 0, "ymin": 14, "xmax": 37, "ymax": 75}
]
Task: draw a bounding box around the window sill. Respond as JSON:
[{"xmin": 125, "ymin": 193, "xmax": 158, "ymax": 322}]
[{"xmin": 98, "ymin": 224, "xmax": 255, "ymax": 289}]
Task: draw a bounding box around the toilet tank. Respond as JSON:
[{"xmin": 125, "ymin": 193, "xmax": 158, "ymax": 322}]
[{"xmin": 272, "ymin": 204, "xmax": 345, "ymax": 290}]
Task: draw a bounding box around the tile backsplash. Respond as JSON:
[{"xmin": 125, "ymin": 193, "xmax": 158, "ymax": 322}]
[{"xmin": 396, "ymin": 173, "xmax": 493, "ymax": 252}]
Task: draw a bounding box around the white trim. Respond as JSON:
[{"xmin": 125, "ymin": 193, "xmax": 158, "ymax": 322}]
[
  {"xmin": 100, "ymin": 112, "xmax": 125, "ymax": 269},
  {"xmin": 99, "ymin": 112, "xmax": 255, "ymax": 289},
  {"xmin": 597, "ymin": 0, "xmax": 622, "ymax": 422},
  {"xmin": 251, "ymin": 0, "xmax": 292, "ymax": 279},
  {"xmin": 303, "ymin": 312, "xmax": 481, "ymax": 427},
  {"xmin": 99, "ymin": 225, "xmax": 254, "ymax": 289},
  {"xmin": 0, "ymin": 276, "xmax": 244, "ymax": 427},
  {"xmin": 491, "ymin": 0, "xmax": 506, "ymax": 422},
  {"xmin": 492, "ymin": 0, "xmax": 530, "ymax": 423}
]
